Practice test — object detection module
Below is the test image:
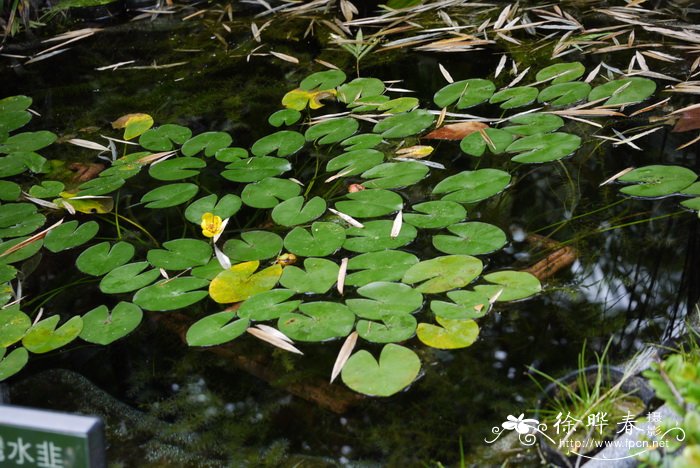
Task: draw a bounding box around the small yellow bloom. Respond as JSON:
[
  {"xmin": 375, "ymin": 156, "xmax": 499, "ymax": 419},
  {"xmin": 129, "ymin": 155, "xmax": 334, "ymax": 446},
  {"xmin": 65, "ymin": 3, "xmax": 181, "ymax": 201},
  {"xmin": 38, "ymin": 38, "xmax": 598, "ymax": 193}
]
[{"xmin": 201, "ymin": 212, "xmax": 224, "ymax": 238}]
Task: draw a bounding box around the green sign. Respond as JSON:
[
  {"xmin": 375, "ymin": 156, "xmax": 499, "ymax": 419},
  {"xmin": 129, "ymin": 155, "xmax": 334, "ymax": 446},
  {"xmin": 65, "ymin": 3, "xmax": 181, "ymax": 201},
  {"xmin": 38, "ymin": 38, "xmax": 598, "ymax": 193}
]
[{"xmin": 0, "ymin": 405, "xmax": 104, "ymax": 468}]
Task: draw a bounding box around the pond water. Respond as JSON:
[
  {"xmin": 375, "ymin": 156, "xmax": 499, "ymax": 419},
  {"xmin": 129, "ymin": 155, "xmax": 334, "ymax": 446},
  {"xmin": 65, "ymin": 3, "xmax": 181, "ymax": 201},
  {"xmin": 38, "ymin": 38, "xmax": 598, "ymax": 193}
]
[{"xmin": 1, "ymin": 1, "xmax": 699, "ymax": 466}]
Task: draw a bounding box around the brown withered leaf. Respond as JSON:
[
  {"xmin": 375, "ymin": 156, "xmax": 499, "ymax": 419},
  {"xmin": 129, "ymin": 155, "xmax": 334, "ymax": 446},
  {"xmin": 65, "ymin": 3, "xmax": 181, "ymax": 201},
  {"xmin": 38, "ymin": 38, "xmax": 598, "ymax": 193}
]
[
  {"xmin": 672, "ymin": 108, "xmax": 700, "ymax": 133},
  {"xmin": 69, "ymin": 162, "xmax": 105, "ymax": 182},
  {"xmin": 424, "ymin": 121, "xmax": 488, "ymax": 140}
]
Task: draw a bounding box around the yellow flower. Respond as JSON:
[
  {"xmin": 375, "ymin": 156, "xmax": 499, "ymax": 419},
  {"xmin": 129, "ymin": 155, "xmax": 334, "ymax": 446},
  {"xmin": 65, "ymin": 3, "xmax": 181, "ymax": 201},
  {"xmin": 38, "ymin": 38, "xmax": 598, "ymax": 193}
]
[{"xmin": 201, "ymin": 212, "xmax": 224, "ymax": 239}]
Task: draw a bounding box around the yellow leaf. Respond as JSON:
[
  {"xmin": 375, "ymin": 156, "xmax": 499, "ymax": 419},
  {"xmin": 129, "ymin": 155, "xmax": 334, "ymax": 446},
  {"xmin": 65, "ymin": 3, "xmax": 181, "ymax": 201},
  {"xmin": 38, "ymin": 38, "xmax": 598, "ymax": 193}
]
[
  {"xmin": 111, "ymin": 113, "xmax": 154, "ymax": 140},
  {"xmin": 281, "ymin": 88, "xmax": 336, "ymax": 111},
  {"xmin": 209, "ymin": 261, "xmax": 282, "ymax": 303},
  {"xmin": 54, "ymin": 193, "xmax": 114, "ymax": 214}
]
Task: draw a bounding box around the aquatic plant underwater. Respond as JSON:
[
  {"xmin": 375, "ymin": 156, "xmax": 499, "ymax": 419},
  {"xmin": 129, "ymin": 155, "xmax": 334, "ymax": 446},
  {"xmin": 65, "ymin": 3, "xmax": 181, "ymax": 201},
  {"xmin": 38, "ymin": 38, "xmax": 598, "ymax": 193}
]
[{"xmin": 1, "ymin": 58, "xmax": 697, "ymax": 396}]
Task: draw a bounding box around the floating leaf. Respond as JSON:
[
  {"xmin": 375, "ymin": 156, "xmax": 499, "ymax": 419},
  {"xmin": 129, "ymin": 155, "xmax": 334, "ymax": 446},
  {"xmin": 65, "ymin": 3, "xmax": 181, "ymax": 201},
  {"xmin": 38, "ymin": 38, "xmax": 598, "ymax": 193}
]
[
  {"xmin": 0, "ymin": 203, "xmax": 45, "ymax": 238},
  {"xmin": 223, "ymin": 231, "xmax": 283, "ymax": 262},
  {"xmin": 44, "ymin": 220, "xmax": 99, "ymax": 253},
  {"xmin": 345, "ymin": 250, "xmax": 419, "ymax": 287},
  {"xmin": 22, "ymin": 315, "xmax": 83, "ymax": 354},
  {"xmin": 112, "ymin": 113, "xmax": 154, "ymax": 140},
  {"xmin": 241, "ymin": 178, "xmax": 299, "ymax": 209},
  {"xmin": 305, "ymin": 118, "xmax": 359, "ymax": 145},
  {"xmin": 138, "ymin": 124, "xmax": 192, "ymax": 151},
  {"xmin": 181, "ymin": 131, "xmax": 232, "ymax": 157},
  {"xmin": 186, "ymin": 312, "xmax": 250, "ymax": 346},
  {"xmin": 184, "ymin": 194, "xmax": 242, "ymax": 224},
  {"xmin": 337, "ymin": 77, "xmax": 385, "ymax": 103},
  {"xmin": 0, "ymin": 347, "xmax": 29, "ymax": 381},
  {"xmin": 341, "ymin": 133, "xmax": 383, "ymax": 151},
  {"xmin": 134, "ymin": 277, "xmax": 210, "ymax": 311},
  {"xmin": 280, "ymin": 258, "xmax": 339, "ymax": 294},
  {"xmin": 209, "ymin": 261, "xmax": 282, "ymax": 303},
  {"xmin": 335, "ymin": 189, "xmax": 403, "ymax": 218},
  {"xmin": 0, "ymin": 95, "xmax": 32, "ymax": 112},
  {"xmin": 681, "ymin": 198, "xmax": 700, "ymax": 211},
  {"xmin": 0, "ymin": 181, "xmax": 21, "ymax": 201},
  {"xmin": 76, "ymin": 241, "xmax": 135, "ymax": 276},
  {"xmin": 0, "ymin": 110, "xmax": 31, "ymax": 134},
  {"xmin": 507, "ymin": 132, "xmax": 582, "ymax": 163},
  {"xmin": 271, "ymin": 196, "xmax": 326, "ymax": 227},
  {"xmin": 148, "ymin": 157, "xmax": 206, "ymax": 181},
  {"xmin": 99, "ymin": 262, "xmax": 161, "ymax": 294},
  {"xmin": 489, "ymin": 86, "xmax": 538, "ymax": 109},
  {"xmin": 76, "ymin": 175, "xmax": 125, "ymax": 197},
  {"xmin": 361, "ymin": 162, "xmax": 429, "ymax": 189},
  {"xmin": 346, "ymin": 282, "xmax": 422, "ymax": 319},
  {"xmin": 402, "ymin": 255, "xmax": 483, "ymax": 293},
  {"xmin": 538, "ymin": 82, "xmax": 591, "ymax": 106},
  {"xmin": 141, "ymin": 183, "xmax": 198, "ymax": 208},
  {"xmin": 459, "ymin": 128, "xmax": 514, "ymax": 157},
  {"xmin": 238, "ymin": 289, "xmax": 301, "ymax": 321},
  {"xmin": 28, "ymin": 181, "xmax": 65, "ymax": 198},
  {"xmin": 147, "ymin": 239, "xmax": 212, "ymax": 270},
  {"xmin": 341, "ymin": 344, "xmax": 420, "ymax": 397},
  {"xmin": 0, "ymin": 131, "xmax": 57, "ymax": 153},
  {"xmin": 343, "ymin": 220, "xmax": 417, "ymax": 253},
  {"xmin": 502, "ymin": 113, "xmax": 564, "ymax": 136},
  {"xmin": 300, "ymin": 70, "xmax": 346, "ymax": 91},
  {"xmin": 284, "ymin": 222, "xmax": 346, "ymax": 257},
  {"xmin": 251, "ymin": 130, "xmax": 305, "ymax": 157},
  {"xmin": 432, "ymin": 169, "xmax": 511, "ymax": 204},
  {"xmin": 268, "ymin": 109, "xmax": 302, "ymax": 127},
  {"xmin": 433, "ymin": 222, "xmax": 507, "ymax": 255},
  {"xmin": 278, "ymin": 302, "xmax": 355, "ymax": 342},
  {"xmin": 0, "ymin": 236, "xmax": 44, "ymax": 264},
  {"xmin": 355, "ymin": 314, "xmax": 417, "ymax": 344},
  {"xmin": 377, "ymin": 97, "xmax": 419, "ymax": 114},
  {"xmin": 281, "ymin": 88, "xmax": 337, "ymax": 111},
  {"xmin": 588, "ymin": 77, "xmax": 656, "ymax": 106},
  {"xmin": 80, "ymin": 302, "xmax": 143, "ymax": 345},
  {"xmin": 373, "ymin": 110, "xmax": 434, "ymax": 139},
  {"xmin": 403, "ymin": 201, "xmax": 466, "ymax": 229},
  {"xmin": 0, "ymin": 264, "xmax": 17, "ymax": 282},
  {"xmin": 430, "ymin": 290, "xmax": 491, "ymax": 320},
  {"xmin": 424, "ymin": 121, "xmax": 488, "ymax": 140},
  {"xmin": 0, "ymin": 306, "xmax": 31, "ymax": 347},
  {"xmin": 433, "ymin": 79, "xmax": 495, "ymax": 109},
  {"xmin": 326, "ymin": 149, "xmax": 384, "ymax": 177},
  {"xmin": 417, "ymin": 317, "xmax": 478, "ymax": 349},
  {"xmin": 0, "ymin": 154, "xmax": 29, "ymax": 177},
  {"xmin": 222, "ymin": 156, "xmax": 291, "ymax": 182},
  {"xmin": 535, "ymin": 62, "xmax": 585, "ymax": 84},
  {"xmin": 215, "ymin": 147, "xmax": 248, "ymax": 163},
  {"xmin": 349, "ymin": 95, "xmax": 390, "ymax": 112},
  {"xmin": 617, "ymin": 165, "xmax": 697, "ymax": 198},
  {"xmin": 473, "ymin": 270, "xmax": 542, "ymax": 301}
]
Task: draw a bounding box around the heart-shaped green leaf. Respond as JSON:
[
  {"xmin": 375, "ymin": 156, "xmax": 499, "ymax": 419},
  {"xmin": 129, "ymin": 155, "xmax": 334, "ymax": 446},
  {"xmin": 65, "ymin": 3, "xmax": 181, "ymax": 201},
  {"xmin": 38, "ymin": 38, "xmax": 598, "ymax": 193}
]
[
  {"xmin": 403, "ymin": 201, "xmax": 466, "ymax": 229},
  {"xmin": 337, "ymin": 77, "xmax": 385, "ymax": 103},
  {"xmin": 238, "ymin": 289, "xmax": 301, "ymax": 321},
  {"xmin": 184, "ymin": 194, "xmax": 242, "ymax": 223},
  {"xmin": 22, "ymin": 315, "xmax": 83, "ymax": 354},
  {"xmin": 300, "ymin": 70, "xmax": 346, "ymax": 90},
  {"xmin": 345, "ymin": 250, "xmax": 419, "ymax": 287},
  {"xmin": 341, "ymin": 133, "xmax": 383, "ymax": 151},
  {"xmin": 76, "ymin": 241, "xmax": 135, "ymax": 276},
  {"xmin": 343, "ymin": 220, "xmax": 417, "ymax": 253},
  {"xmin": 147, "ymin": 239, "xmax": 212, "ymax": 270},
  {"xmin": 0, "ymin": 306, "xmax": 31, "ymax": 347},
  {"xmin": 0, "ymin": 111, "xmax": 31, "ymax": 134},
  {"xmin": 0, "ymin": 347, "xmax": 29, "ymax": 381},
  {"xmin": 0, "ymin": 181, "xmax": 21, "ymax": 201},
  {"xmin": 355, "ymin": 314, "xmax": 417, "ymax": 343},
  {"xmin": 377, "ymin": 97, "xmax": 419, "ymax": 114},
  {"xmin": 0, "ymin": 236, "xmax": 44, "ymax": 264},
  {"xmin": 44, "ymin": 220, "xmax": 99, "ymax": 253},
  {"xmin": 535, "ymin": 62, "xmax": 585, "ymax": 84},
  {"xmin": 0, "ymin": 131, "xmax": 56, "ymax": 153},
  {"xmin": 473, "ymin": 270, "xmax": 542, "ymax": 301},
  {"xmin": 223, "ymin": 231, "xmax": 283, "ymax": 262},
  {"xmin": 269, "ymin": 109, "xmax": 302, "ymax": 127},
  {"xmin": 278, "ymin": 302, "xmax": 355, "ymax": 342},
  {"xmin": 402, "ymin": 255, "xmax": 483, "ymax": 293},
  {"xmin": 305, "ymin": 118, "xmax": 359, "ymax": 145},
  {"xmin": 284, "ymin": 222, "xmax": 346, "ymax": 257},
  {"xmin": 502, "ymin": 113, "xmax": 564, "ymax": 136},
  {"xmin": 341, "ymin": 344, "xmax": 421, "ymax": 397},
  {"xmin": 138, "ymin": 124, "xmax": 192, "ymax": 151},
  {"xmin": 538, "ymin": 82, "xmax": 591, "ymax": 106},
  {"xmin": 326, "ymin": 149, "xmax": 384, "ymax": 177},
  {"xmin": 507, "ymin": 132, "xmax": 582, "ymax": 163},
  {"xmin": 271, "ymin": 196, "xmax": 326, "ymax": 227},
  {"xmin": 186, "ymin": 312, "xmax": 250, "ymax": 346},
  {"xmin": 588, "ymin": 77, "xmax": 656, "ymax": 106},
  {"xmin": 141, "ymin": 183, "xmax": 198, "ymax": 208},
  {"xmin": 361, "ymin": 162, "xmax": 429, "ymax": 189},
  {"xmin": 279, "ymin": 258, "xmax": 339, "ymax": 294},
  {"xmin": 335, "ymin": 189, "xmax": 403, "ymax": 218},
  {"xmin": 252, "ymin": 130, "xmax": 305, "ymax": 157},
  {"xmin": 0, "ymin": 95, "xmax": 32, "ymax": 112},
  {"xmin": 0, "ymin": 264, "xmax": 17, "ymax": 282},
  {"xmin": 0, "ymin": 203, "xmax": 45, "ymax": 238},
  {"xmin": 79, "ymin": 302, "xmax": 143, "ymax": 345},
  {"xmin": 241, "ymin": 177, "xmax": 301, "ymax": 209},
  {"xmin": 215, "ymin": 147, "xmax": 248, "ymax": 163},
  {"xmin": 222, "ymin": 156, "xmax": 291, "ymax": 182},
  {"xmin": 432, "ymin": 222, "xmax": 507, "ymax": 255},
  {"xmin": 459, "ymin": 128, "xmax": 514, "ymax": 157},
  {"xmin": 181, "ymin": 131, "xmax": 232, "ymax": 157},
  {"xmin": 417, "ymin": 317, "xmax": 478, "ymax": 349},
  {"xmin": 617, "ymin": 165, "xmax": 697, "ymax": 198},
  {"xmin": 76, "ymin": 175, "xmax": 125, "ymax": 196},
  {"xmin": 0, "ymin": 154, "xmax": 29, "ymax": 177},
  {"xmin": 28, "ymin": 181, "xmax": 65, "ymax": 198},
  {"xmin": 134, "ymin": 277, "xmax": 210, "ymax": 311},
  {"xmin": 100, "ymin": 262, "xmax": 161, "ymax": 294},
  {"xmin": 489, "ymin": 86, "xmax": 538, "ymax": 109},
  {"xmin": 430, "ymin": 290, "xmax": 491, "ymax": 320},
  {"xmin": 148, "ymin": 157, "xmax": 206, "ymax": 181},
  {"xmin": 209, "ymin": 261, "xmax": 282, "ymax": 303},
  {"xmin": 346, "ymin": 282, "xmax": 422, "ymax": 319},
  {"xmin": 432, "ymin": 169, "xmax": 511, "ymax": 204},
  {"xmin": 433, "ymin": 79, "xmax": 495, "ymax": 109},
  {"xmin": 373, "ymin": 110, "xmax": 435, "ymax": 138}
]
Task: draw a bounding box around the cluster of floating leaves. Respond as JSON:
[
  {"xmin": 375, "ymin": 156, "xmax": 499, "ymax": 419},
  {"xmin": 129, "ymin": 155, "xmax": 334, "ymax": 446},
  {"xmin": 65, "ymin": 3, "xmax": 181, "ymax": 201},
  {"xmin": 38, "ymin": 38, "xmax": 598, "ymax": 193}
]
[{"xmin": 0, "ymin": 62, "xmax": 697, "ymax": 396}]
